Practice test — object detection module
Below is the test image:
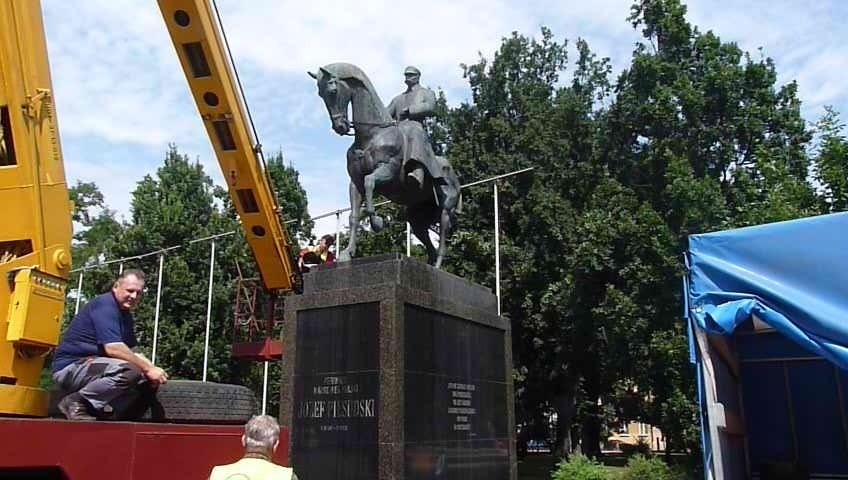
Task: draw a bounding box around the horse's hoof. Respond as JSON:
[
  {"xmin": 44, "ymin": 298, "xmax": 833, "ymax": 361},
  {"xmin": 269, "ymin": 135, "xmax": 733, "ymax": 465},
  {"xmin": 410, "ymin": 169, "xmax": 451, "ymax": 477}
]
[{"xmin": 371, "ymin": 216, "xmax": 385, "ymax": 232}]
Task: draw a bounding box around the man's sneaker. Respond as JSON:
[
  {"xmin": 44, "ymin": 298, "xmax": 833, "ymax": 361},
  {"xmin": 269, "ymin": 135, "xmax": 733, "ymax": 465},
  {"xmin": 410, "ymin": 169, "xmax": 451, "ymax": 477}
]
[{"xmin": 57, "ymin": 393, "xmax": 96, "ymax": 421}]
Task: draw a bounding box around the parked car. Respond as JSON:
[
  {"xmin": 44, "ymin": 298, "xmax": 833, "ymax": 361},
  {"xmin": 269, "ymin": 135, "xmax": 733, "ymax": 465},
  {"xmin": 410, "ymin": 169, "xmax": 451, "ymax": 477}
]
[{"xmin": 526, "ymin": 439, "xmax": 551, "ymax": 453}]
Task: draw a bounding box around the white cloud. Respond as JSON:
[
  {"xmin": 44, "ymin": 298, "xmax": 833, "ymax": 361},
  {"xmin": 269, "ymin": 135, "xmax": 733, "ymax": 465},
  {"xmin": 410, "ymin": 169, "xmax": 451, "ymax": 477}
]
[
  {"xmin": 44, "ymin": 1, "xmax": 201, "ymax": 147},
  {"xmin": 684, "ymin": 0, "xmax": 848, "ymax": 118},
  {"xmin": 217, "ymin": 0, "xmax": 535, "ymax": 93}
]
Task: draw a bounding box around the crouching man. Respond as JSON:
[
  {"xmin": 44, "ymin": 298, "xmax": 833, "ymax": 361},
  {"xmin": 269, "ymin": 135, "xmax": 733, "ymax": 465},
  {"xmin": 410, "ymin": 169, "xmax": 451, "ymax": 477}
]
[{"xmin": 51, "ymin": 269, "xmax": 168, "ymax": 420}]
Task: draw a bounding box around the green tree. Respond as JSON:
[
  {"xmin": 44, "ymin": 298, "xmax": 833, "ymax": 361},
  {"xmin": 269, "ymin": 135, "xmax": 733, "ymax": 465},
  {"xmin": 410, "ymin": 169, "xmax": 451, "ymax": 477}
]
[
  {"xmin": 69, "ymin": 180, "xmax": 105, "ymax": 226},
  {"xmin": 609, "ymin": 0, "xmax": 814, "ymax": 233},
  {"xmin": 264, "ymin": 151, "xmax": 314, "ymax": 245},
  {"xmin": 116, "ymin": 145, "xmax": 231, "ymax": 380},
  {"xmin": 66, "ymin": 181, "xmax": 126, "ymax": 320},
  {"xmin": 68, "ymin": 181, "xmax": 125, "ymax": 271},
  {"xmin": 812, "ymin": 107, "xmax": 848, "ymax": 212},
  {"xmin": 600, "ymin": 0, "xmax": 819, "ymax": 453},
  {"xmin": 442, "ymin": 0, "xmax": 828, "ymax": 459},
  {"xmin": 444, "ymin": 28, "xmax": 636, "ymax": 457}
]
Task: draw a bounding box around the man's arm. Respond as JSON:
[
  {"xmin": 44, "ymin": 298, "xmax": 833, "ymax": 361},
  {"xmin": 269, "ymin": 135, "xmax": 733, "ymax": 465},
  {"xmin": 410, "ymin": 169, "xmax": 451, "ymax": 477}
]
[
  {"xmin": 387, "ymin": 95, "xmax": 401, "ymax": 120},
  {"xmin": 88, "ymin": 298, "xmax": 168, "ymax": 384},
  {"xmin": 407, "ymin": 88, "xmax": 436, "ymax": 119},
  {"xmin": 104, "ymin": 342, "xmax": 168, "ymax": 385}
]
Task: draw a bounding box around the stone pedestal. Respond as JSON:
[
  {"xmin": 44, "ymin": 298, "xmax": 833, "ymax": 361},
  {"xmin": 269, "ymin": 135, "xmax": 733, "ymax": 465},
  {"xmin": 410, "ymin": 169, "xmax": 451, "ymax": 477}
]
[{"xmin": 280, "ymin": 254, "xmax": 515, "ymax": 480}]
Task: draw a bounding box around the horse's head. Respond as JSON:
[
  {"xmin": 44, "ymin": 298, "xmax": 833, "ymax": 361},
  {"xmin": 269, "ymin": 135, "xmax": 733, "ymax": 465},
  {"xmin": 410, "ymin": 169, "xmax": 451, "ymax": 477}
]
[{"xmin": 309, "ymin": 67, "xmax": 352, "ymax": 136}]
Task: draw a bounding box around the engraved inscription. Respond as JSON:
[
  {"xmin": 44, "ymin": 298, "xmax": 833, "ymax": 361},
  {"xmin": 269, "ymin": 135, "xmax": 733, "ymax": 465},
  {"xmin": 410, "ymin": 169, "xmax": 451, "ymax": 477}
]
[
  {"xmin": 447, "ymin": 382, "xmax": 477, "ymax": 431},
  {"xmin": 298, "ymin": 375, "xmax": 377, "ymax": 420}
]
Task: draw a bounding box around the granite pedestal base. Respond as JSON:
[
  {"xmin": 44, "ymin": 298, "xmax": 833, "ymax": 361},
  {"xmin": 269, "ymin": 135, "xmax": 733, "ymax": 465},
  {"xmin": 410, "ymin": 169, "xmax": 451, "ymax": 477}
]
[{"xmin": 280, "ymin": 254, "xmax": 516, "ymax": 480}]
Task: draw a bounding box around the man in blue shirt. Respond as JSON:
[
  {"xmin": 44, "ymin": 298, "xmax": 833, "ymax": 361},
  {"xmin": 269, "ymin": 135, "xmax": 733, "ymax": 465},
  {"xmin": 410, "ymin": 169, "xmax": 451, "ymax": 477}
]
[{"xmin": 52, "ymin": 269, "xmax": 168, "ymax": 420}]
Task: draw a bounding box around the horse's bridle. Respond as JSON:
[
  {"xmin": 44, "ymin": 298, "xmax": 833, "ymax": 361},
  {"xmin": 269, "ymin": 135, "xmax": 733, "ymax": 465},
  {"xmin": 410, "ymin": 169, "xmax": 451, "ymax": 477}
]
[{"xmin": 333, "ymin": 114, "xmax": 398, "ymax": 136}]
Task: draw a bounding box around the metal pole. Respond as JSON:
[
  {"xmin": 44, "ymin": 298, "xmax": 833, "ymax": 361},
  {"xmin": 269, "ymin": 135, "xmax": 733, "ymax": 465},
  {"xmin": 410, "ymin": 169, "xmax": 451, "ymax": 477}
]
[
  {"xmin": 494, "ymin": 183, "xmax": 501, "ymax": 316},
  {"xmin": 119, "ymin": 263, "xmax": 124, "ymax": 275},
  {"xmin": 335, "ymin": 212, "xmax": 341, "ymax": 252},
  {"xmin": 406, "ymin": 222, "xmax": 411, "ymax": 257},
  {"xmin": 74, "ymin": 269, "xmax": 85, "ymax": 315},
  {"xmin": 151, "ymin": 253, "xmax": 165, "ymax": 365},
  {"xmin": 202, "ymin": 240, "xmax": 216, "ymax": 382},
  {"xmin": 262, "ymin": 361, "xmax": 269, "ymax": 415}
]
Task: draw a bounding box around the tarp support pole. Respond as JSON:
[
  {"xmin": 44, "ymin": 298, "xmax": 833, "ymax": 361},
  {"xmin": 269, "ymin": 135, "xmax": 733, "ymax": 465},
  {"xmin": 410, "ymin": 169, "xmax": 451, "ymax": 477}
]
[
  {"xmin": 494, "ymin": 182, "xmax": 501, "ymax": 316},
  {"xmin": 74, "ymin": 269, "xmax": 85, "ymax": 315},
  {"xmin": 335, "ymin": 212, "xmax": 341, "ymax": 253},
  {"xmin": 262, "ymin": 361, "xmax": 269, "ymax": 415},
  {"xmin": 151, "ymin": 253, "xmax": 165, "ymax": 365},
  {"xmin": 202, "ymin": 240, "xmax": 216, "ymax": 382}
]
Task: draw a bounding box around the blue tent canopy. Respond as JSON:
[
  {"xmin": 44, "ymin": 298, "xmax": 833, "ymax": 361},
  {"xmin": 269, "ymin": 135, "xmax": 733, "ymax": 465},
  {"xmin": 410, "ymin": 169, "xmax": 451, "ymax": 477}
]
[
  {"xmin": 686, "ymin": 212, "xmax": 848, "ymax": 479},
  {"xmin": 687, "ymin": 212, "xmax": 848, "ymax": 369}
]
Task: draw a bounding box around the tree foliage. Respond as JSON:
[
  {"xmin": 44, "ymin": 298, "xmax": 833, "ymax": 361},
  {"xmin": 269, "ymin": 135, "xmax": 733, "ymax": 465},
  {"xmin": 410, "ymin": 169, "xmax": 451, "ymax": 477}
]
[
  {"xmin": 813, "ymin": 107, "xmax": 848, "ymax": 212},
  {"xmin": 69, "ymin": 181, "xmax": 105, "ymax": 226},
  {"xmin": 432, "ymin": 0, "xmax": 840, "ymax": 460}
]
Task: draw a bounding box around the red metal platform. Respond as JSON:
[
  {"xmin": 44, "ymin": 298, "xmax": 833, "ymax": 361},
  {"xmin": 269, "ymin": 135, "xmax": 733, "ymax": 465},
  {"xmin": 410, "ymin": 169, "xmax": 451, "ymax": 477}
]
[
  {"xmin": 0, "ymin": 418, "xmax": 289, "ymax": 479},
  {"xmin": 232, "ymin": 338, "xmax": 283, "ymax": 361}
]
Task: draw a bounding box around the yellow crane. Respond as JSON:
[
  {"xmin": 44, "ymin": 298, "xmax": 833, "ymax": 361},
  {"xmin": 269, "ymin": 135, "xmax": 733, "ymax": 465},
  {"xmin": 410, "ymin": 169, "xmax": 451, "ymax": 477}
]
[
  {"xmin": 0, "ymin": 0, "xmax": 73, "ymax": 416},
  {"xmin": 0, "ymin": 0, "xmax": 298, "ymax": 417}
]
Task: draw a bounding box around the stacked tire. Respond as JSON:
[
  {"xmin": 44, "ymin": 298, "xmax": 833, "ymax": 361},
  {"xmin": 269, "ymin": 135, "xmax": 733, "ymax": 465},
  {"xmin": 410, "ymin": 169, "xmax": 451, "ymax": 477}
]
[{"xmin": 144, "ymin": 380, "xmax": 258, "ymax": 424}]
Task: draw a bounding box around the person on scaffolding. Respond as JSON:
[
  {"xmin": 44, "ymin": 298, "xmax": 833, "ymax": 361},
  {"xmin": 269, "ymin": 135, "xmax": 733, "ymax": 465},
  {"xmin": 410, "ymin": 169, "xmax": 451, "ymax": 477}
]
[{"xmin": 297, "ymin": 234, "xmax": 336, "ymax": 272}]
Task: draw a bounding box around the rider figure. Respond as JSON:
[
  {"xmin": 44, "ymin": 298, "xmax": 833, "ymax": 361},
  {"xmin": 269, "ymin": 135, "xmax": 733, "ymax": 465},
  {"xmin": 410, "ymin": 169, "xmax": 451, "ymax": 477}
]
[{"xmin": 387, "ymin": 66, "xmax": 437, "ymax": 189}]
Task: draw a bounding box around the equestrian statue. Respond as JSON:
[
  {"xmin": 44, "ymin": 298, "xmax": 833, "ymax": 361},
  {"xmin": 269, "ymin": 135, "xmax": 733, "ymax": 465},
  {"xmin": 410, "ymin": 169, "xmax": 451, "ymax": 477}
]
[{"xmin": 308, "ymin": 63, "xmax": 461, "ymax": 268}]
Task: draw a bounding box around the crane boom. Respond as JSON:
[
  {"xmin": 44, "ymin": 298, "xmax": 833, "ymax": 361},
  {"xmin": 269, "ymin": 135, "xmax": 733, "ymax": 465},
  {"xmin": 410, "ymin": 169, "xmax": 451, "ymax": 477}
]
[{"xmin": 157, "ymin": 0, "xmax": 295, "ymax": 292}]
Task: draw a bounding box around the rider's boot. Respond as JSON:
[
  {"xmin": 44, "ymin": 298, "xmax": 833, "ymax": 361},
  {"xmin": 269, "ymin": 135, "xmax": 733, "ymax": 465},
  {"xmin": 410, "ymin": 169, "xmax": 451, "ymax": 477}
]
[{"xmin": 407, "ymin": 167, "xmax": 425, "ymax": 189}]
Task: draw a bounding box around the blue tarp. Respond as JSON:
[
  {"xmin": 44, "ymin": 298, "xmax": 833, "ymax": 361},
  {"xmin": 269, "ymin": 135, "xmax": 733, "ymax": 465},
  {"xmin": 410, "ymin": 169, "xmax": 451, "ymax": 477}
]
[{"xmin": 687, "ymin": 212, "xmax": 848, "ymax": 369}]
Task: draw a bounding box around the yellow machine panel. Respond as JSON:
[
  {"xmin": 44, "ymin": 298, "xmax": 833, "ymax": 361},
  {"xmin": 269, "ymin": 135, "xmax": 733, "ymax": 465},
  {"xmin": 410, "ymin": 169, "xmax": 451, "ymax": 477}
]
[
  {"xmin": 0, "ymin": 0, "xmax": 73, "ymax": 416},
  {"xmin": 6, "ymin": 269, "xmax": 67, "ymax": 346}
]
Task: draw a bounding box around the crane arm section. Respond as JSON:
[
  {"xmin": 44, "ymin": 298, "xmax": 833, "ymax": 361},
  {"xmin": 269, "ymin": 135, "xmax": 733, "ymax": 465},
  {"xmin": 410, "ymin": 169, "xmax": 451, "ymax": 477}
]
[
  {"xmin": 157, "ymin": 0, "xmax": 295, "ymax": 292},
  {"xmin": 0, "ymin": 0, "xmax": 73, "ymax": 416}
]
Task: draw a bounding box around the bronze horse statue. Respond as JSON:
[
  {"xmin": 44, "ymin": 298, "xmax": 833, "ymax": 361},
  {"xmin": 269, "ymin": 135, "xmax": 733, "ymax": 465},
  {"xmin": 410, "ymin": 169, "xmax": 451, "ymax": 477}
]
[{"xmin": 309, "ymin": 63, "xmax": 460, "ymax": 268}]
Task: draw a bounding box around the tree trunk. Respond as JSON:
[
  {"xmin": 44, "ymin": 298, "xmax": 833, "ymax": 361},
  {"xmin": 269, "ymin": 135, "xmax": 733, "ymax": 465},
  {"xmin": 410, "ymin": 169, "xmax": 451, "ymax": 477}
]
[
  {"xmin": 580, "ymin": 408, "xmax": 602, "ymax": 458},
  {"xmin": 552, "ymin": 384, "xmax": 577, "ymax": 458},
  {"xmin": 581, "ymin": 366, "xmax": 603, "ymax": 459}
]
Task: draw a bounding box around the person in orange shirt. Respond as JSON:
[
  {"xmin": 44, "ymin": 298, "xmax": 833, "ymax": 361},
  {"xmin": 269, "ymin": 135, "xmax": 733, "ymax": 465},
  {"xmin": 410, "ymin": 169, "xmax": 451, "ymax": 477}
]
[{"xmin": 297, "ymin": 234, "xmax": 336, "ymax": 272}]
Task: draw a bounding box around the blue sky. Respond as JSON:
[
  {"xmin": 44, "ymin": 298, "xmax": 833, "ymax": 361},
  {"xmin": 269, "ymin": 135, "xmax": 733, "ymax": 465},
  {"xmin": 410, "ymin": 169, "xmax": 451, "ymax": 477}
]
[{"xmin": 41, "ymin": 0, "xmax": 848, "ymax": 240}]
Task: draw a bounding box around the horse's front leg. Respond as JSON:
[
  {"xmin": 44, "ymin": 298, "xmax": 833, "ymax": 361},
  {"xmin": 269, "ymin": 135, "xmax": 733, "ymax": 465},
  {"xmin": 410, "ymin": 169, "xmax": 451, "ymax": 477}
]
[
  {"xmin": 434, "ymin": 208, "xmax": 450, "ymax": 268},
  {"xmin": 434, "ymin": 182, "xmax": 459, "ymax": 268},
  {"xmin": 338, "ymin": 181, "xmax": 362, "ymax": 262},
  {"xmin": 409, "ymin": 211, "xmax": 437, "ymax": 265},
  {"xmin": 362, "ymin": 163, "xmax": 395, "ymax": 232}
]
